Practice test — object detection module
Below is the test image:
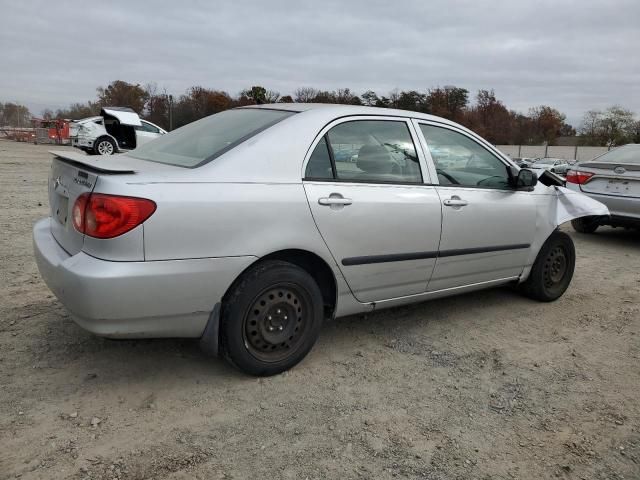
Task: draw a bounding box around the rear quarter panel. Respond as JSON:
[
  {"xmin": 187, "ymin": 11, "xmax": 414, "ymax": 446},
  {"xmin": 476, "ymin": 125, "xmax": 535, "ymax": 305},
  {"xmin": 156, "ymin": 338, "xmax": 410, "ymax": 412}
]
[{"xmin": 141, "ymin": 182, "xmax": 337, "ymax": 264}]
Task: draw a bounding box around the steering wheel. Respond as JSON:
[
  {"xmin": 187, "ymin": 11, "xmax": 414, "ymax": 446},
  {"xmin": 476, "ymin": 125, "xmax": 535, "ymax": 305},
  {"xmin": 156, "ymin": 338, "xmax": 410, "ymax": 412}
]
[{"xmin": 436, "ymin": 169, "xmax": 460, "ymax": 185}]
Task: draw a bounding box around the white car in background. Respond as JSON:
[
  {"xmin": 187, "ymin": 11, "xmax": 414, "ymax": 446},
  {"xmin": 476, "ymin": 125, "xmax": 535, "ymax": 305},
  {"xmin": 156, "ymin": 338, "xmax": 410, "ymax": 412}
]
[
  {"xmin": 532, "ymin": 157, "xmax": 570, "ymax": 175},
  {"xmin": 70, "ymin": 107, "xmax": 166, "ymax": 155}
]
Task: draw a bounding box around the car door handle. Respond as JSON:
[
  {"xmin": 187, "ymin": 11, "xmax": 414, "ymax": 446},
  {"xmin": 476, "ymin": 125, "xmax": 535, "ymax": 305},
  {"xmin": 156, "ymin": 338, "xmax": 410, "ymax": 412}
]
[
  {"xmin": 443, "ymin": 197, "xmax": 468, "ymax": 207},
  {"xmin": 318, "ymin": 195, "xmax": 352, "ymax": 207}
]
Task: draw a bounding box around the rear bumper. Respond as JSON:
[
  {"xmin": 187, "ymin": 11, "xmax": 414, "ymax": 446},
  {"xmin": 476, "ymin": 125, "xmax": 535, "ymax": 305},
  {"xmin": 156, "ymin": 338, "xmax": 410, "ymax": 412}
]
[
  {"xmin": 33, "ymin": 218, "xmax": 256, "ymax": 338},
  {"xmin": 566, "ymin": 184, "xmax": 640, "ymax": 222}
]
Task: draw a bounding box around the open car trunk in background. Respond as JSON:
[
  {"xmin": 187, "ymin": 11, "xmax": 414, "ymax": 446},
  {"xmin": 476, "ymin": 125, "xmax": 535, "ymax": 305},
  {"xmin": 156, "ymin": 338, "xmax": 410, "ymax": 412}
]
[
  {"xmin": 101, "ymin": 107, "xmax": 141, "ymax": 150},
  {"xmin": 100, "ymin": 107, "xmax": 142, "ymax": 127}
]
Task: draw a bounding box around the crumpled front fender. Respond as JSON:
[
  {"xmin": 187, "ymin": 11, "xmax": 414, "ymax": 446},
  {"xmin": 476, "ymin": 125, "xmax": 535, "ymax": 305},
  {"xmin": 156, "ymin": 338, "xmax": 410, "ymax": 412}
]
[
  {"xmin": 519, "ymin": 184, "xmax": 609, "ymax": 283},
  {"xmin": 551, "ymin": 186, "xmax": 609, "ymax": 225}
]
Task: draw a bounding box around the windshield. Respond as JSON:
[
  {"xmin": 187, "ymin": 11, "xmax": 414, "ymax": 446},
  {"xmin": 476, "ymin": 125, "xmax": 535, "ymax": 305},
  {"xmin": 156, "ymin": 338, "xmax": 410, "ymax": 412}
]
[
  {"xmin": 128, "ymin": 108, "xmax": 295, "ymax": 167},
  {"xmin": 594, "ymin": 145, "xmax": 640, "ymax": 164}
]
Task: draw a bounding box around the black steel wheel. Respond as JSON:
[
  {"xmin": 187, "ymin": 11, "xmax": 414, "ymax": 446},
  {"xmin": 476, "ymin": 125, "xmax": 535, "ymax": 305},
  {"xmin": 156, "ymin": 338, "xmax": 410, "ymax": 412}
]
[
  {"xmin": 519, "ymin": 230, "xmax": 575, "ymax": 302},
  {"xmin": 543, "ymin": 246, "xmax": 567, "ymax": 289},
  {"xmin": 243, "ymin": 284, "xmax": 311, "ymax": 363},
  {"xmin": 219, "ymin": 260, "xmax": 324, "ymax": 376}
]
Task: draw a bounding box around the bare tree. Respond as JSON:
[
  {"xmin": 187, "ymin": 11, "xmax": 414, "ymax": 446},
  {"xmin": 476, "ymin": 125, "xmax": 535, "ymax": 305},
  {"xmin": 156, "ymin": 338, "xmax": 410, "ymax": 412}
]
[{"xmin": 294, "ymin": 87, "xmax": 318, "ymax": 103}]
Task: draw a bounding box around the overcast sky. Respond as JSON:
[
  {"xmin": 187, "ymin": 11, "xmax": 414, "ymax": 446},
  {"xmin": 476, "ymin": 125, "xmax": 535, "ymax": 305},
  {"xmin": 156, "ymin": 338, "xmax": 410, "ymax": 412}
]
[{"xmin": 1, "ymin": 0, "xmax": 638, "ymax": 126}]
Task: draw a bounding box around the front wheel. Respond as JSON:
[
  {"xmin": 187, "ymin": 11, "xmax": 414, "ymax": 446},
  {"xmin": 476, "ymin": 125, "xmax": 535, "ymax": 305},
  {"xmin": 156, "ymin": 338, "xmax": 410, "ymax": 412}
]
[
  {"xmin": 571, "ymin": 216, "xmax": 599, "ymax": 234},
  {"xmin": 519, "ymin": 230, "xmax": 575, "ymax": 302},
  {"xmin": 219, "ymin": 260, "xmax": 324, "ymax": 376}
]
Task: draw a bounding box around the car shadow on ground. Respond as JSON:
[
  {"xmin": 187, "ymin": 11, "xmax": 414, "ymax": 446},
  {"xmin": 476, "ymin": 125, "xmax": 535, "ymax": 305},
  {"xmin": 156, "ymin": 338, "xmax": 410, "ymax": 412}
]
[
  {"xmin": 32, "ymin": 227, "xmax": 637, "ymax": 384},
  {"xmin": 571, "ymin": 226, "xmax": 640, "ymax": 249},
  {"xmin": 35, "ymin": 285, "xmax": 526, "ymax": 387}
]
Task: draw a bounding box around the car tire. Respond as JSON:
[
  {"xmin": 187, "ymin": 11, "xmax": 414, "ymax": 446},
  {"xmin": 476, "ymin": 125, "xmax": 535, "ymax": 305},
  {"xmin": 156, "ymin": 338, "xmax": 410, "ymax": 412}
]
[
  {"xmin": 219, "ymin": 260, "xmax": 324, "ymax": 376},
  {"xmin": 94, "ymin": 137, "xmax": 116, "ymax": 155},
  {"xmin": 571, "ymin": 216, "xmax": 599, "ymax": 234},
  {"xmin": 519, "ymin": 230, "xmax": 575, "ymax": 302}
]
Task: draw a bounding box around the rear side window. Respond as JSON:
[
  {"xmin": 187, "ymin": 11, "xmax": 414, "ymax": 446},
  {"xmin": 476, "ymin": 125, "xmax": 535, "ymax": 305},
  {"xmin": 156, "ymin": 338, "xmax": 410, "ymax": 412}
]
[
  {"xmin": 128, "ymin": 109, "xmax": 294, "ymax": 168},
  {"xmin": 305, "ymin": 137, "xmax": 334, "ymax": 179},
  {"xmin": 136, "ymin": 122, "xmax": 160, "ymax": 133},
  {"xmin": 595, "ymin": 145, "xmax": 640, "ymax": 164},
  {"xmin": 305, "ymin": 120, "xmax": 422, "ymax": 184}
]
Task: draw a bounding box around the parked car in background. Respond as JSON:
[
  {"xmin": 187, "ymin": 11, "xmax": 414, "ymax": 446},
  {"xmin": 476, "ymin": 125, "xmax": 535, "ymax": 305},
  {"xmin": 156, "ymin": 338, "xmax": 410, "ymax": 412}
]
[
  {"xmin": 533, "ymin": 157, "xmax": 570, "ymax": 175},
  {"xmin": 566, "ymin": 144, "xmax": 640, "ymax": 232},
  {"xmin": 70, "ymin": 107, "xmax": 166, "ymax": 155},
  {"xmin": 33, "ymin": 104, "xmax": 607, "ymax": 376},
  {"xmin": 512, "ymin": 157, "xmax": 537, "ymax": 168}
]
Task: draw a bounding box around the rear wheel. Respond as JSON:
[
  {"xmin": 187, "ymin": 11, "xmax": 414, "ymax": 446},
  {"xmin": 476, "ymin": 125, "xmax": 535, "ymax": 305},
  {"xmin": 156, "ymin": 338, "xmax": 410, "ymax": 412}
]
[
  {"xmin": 571, "ymin": 216, "xmax": 599, "ymax": 233},
  {"xmin": 220, "ymin": 260, "xmax": 323, "ymax": 376},
  {"xmin": 94, "ymin": 137, "xmax": 116, "ymax": 155},
  {"xmin": 519, "ymin": 230, "xmax": 575, "ymax": 302}
]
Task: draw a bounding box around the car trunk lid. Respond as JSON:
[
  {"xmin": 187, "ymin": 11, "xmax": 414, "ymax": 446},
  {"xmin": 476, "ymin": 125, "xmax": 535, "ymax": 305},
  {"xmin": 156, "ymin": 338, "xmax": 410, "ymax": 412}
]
[
  {"xmin": 578, "ymin": 162, "xmax": 640, "ymax": 198},
  {"xmin": 101, "ymin": 107, "xmax": 141, "ymax": 126}
]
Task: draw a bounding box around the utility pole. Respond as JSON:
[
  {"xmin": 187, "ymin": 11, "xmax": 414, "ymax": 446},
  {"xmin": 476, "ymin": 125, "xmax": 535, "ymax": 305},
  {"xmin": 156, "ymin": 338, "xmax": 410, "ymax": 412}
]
[{"xmin": 168, "ymin": 94, "xmax": 173, "ymax": 131}]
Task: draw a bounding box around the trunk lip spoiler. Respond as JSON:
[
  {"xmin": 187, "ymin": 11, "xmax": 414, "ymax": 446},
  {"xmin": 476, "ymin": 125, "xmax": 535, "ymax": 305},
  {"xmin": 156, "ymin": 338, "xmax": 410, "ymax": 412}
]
[{"xmin": 49, "ymin": 150, "xmax": 136, "ymax": 174}]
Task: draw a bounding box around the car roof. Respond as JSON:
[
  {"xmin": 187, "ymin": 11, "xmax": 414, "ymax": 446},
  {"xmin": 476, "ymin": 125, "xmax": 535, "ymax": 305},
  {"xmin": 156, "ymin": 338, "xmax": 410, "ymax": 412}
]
[{"xmin": 242, "ymin": 103, "xmax": 461, "ymax": 126}]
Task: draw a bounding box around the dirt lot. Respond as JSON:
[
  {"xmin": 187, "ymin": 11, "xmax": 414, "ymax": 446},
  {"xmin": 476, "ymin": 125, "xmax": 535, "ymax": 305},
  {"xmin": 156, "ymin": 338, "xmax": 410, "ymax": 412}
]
[{"xmin": 0, "ymin": 140, "xmax": 638, "ymax": 480}]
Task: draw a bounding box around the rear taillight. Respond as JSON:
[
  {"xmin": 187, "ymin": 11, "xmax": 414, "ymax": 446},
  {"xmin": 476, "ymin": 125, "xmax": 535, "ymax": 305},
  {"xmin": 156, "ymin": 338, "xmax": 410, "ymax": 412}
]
[
  {"xmin": 566, "ymin": 170, "xmax": 594, "ymax": 185},
  {"xmin": 72, "ymin": 193, "xmax": 156, "ymax": 239}
]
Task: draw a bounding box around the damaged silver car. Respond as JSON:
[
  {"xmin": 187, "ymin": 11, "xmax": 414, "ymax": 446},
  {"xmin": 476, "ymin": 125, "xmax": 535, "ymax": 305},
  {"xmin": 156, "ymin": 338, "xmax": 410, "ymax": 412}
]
[{"xmin": 33, "ymin": 104, "xmax": 608, "ymax": 376}]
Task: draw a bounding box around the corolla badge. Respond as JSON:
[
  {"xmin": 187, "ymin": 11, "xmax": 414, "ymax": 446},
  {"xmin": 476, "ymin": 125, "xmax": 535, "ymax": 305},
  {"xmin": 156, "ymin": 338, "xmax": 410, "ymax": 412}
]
[
  {"xmin": 73, "ymin": 177, "xmax": 93, "ymax": 188},
  {"xmin": 613, "ymin": 166, "xmax": 626, "ymax": 174}
]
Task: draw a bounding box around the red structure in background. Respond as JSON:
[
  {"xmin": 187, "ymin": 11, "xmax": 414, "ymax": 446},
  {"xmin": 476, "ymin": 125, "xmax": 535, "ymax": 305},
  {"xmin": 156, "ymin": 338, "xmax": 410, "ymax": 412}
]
[{"xmin": 31, "ymin": 118, "xmax": 71, "ymax": 144}]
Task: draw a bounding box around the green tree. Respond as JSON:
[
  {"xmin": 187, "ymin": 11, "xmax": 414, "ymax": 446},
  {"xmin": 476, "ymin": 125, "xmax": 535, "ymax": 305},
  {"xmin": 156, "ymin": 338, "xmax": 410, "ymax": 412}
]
[
  {"xmin": 241, "ymin": 86, "xmax": 267, "ymax": 104},
  {"xmin": 396, "ymin": 90, "xmax": 426, "ymax": 112},
  {"xmin": 96, "ymin": 80, "xmax": 149, "ymax": 113},
  {"xmin": 361, "ymin": 90, "xmax": 380, "ymax": 106}
]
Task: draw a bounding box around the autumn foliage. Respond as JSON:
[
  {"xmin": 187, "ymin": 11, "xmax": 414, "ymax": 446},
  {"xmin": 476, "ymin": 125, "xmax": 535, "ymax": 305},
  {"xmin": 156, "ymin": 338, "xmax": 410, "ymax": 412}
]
[{"xmin": 6, "ymin": 80, "xmax": 639, "ymax": 146}]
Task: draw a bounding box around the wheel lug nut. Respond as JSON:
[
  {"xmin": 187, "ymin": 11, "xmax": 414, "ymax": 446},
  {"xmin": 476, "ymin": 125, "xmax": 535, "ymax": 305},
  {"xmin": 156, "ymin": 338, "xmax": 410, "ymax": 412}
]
[
  {"xmin": 268, "ymin": 315, "xmax": 272, "ymax": 320},
  {"xmin": 278, "ymin": 325, "xmax": 283, "ymax": 331},
  {"xmin": 277, "ymin": 309, "xmax": 281, "ymax": 314},
  {"xmin": 284, "ymin": 315, "xmax": 288, "ymax": 320}
]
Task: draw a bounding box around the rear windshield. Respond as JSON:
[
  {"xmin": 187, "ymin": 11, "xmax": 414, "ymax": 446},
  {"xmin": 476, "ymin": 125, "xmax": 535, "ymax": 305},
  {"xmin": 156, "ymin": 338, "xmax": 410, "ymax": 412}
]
[
  {"xmin": 128, "ymin": 108, "xmax": 295, "ymax": 167},
  {"xmin": 594, "ymin": 145, "xmax": 640, "ymax": 164}
]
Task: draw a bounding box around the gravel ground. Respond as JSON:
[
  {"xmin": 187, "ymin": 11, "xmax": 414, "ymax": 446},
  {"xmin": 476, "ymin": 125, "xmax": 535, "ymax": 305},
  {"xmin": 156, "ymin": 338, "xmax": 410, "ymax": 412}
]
[{"xmin": 1, "ymin": 140, "xmax": 639, "ymax": 480}]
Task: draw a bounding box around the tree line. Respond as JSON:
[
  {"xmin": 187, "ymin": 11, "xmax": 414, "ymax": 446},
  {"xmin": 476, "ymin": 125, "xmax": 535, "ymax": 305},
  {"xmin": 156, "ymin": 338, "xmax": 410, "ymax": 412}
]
[{"xmin": 4, "ymin": 80, "xmax": 639, "ymax": 147}]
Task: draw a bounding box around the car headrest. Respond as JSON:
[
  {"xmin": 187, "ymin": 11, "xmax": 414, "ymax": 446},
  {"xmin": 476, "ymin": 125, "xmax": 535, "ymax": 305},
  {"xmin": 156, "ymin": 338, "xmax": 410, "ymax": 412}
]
[{"xmin": 357, "ymin": 145, "xmax": 392, "ymax": 174}]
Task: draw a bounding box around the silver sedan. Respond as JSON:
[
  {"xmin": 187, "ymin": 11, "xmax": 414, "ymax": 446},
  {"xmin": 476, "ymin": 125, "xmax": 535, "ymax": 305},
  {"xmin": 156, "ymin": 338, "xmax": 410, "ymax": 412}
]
[
  {"xmin": 33, "ymin": 104, "xmax": 605, "ymax": 375},
  {"xmin": 566, "ymin": 144, "xmax": 640, "ymax": 233}
]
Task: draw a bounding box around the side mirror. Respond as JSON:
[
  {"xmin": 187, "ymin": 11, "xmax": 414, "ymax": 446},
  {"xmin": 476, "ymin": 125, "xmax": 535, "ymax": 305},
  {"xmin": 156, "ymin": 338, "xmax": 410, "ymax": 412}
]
[{"xmin": 515, "ymin": 168, "xmax": 538, "ymax": 189}]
